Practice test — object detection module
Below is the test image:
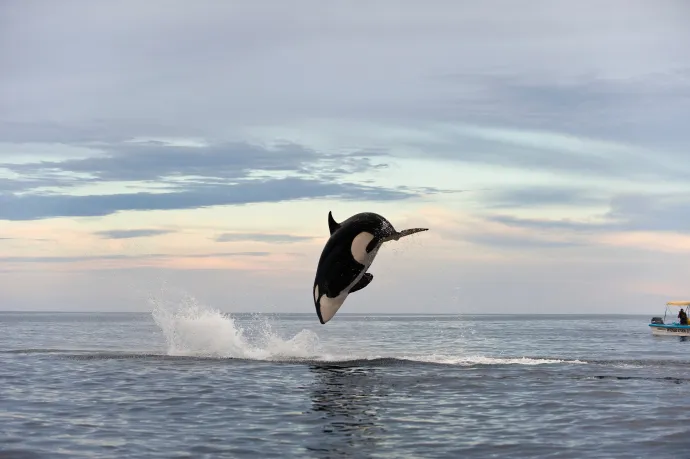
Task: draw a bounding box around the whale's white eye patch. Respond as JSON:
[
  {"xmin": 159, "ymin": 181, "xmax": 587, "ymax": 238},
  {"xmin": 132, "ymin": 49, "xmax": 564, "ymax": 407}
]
[
  {"xmin": 314, "ymin": 285, "xmax": 319, "ymax": 302},
  {"xmin": 351, "ymin": 232, "xmax": 375, "ymax": 264}
]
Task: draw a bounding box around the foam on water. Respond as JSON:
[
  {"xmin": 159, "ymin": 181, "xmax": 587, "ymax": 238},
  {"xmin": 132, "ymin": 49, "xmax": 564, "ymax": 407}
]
[
  {"xmin": 147, "ymin": 288, "xmax": 587, "ymax": 366},
  {"xmin": 398, "ymin": 354, "xmax": 586, "ymax": 365},
  {"xmin": 150, "ymin": 289, "xmax": 326, "ymax": 360}
]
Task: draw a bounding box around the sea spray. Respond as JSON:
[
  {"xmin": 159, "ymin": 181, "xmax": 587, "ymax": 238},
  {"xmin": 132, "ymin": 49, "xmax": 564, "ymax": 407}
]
[
  {"xmin": 146, "ymin": 284, "xmax": 584, "ymax": 365},
  {"xmin": 149, "ymin": 287, "xmax": 322, "ymax": 360}
]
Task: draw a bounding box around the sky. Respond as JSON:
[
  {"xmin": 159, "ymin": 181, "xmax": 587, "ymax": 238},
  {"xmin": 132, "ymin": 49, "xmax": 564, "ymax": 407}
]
[{"xmin": 1, "ymin": 0, "xmax": 689, "ymax": 314}]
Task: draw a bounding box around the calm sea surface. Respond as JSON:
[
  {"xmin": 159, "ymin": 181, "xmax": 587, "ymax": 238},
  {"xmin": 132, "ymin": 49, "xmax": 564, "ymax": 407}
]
[{"xmin": 2, "ymin": 302, "xmax": 689, "ymax": 458}]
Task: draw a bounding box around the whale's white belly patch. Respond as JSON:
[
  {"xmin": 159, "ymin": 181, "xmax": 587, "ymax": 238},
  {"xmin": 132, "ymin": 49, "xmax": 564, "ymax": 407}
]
[
  {"xmin": 319, "ymin": 291, "xmax": 348, "ymax": 323},
  {"xmin": 319, "ymin": 244, "xmax": 381, "ymax": 323}
]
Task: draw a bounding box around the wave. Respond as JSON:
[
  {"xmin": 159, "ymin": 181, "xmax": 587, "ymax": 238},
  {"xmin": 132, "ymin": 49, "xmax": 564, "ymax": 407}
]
[
  {"xmin": 144, "ymin": 287, "xmax": 584, "ymax": 365},
  {"xmin": 149, "ymin": 289, "xmax": 324, "ymax": 360},
  {"xmin": 1, "ymin": 349, "xmax": 585, "ymax": 367},
  {"xmin": 396, "ymin": 355, "xmax": 585, "ymax": 365},
  {"xmin": 9, "ymin": 346, "xmax": 690, "ymax": 373},
  {"xmin": 15, "ymin": 291, "xmax": 688, "ymax": 369}
]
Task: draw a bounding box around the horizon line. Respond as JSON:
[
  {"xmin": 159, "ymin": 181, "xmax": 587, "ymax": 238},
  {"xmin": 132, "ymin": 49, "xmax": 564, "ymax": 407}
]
[{"xmin": 0, "ymin": 311, "xmax": 657, "ymax": 316}]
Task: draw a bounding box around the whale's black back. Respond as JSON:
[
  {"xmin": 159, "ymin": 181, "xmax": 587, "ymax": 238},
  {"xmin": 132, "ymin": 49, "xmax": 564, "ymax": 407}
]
[{"xmin": 314, "ymin": 212, "xmax": 392, "ymax": 299}]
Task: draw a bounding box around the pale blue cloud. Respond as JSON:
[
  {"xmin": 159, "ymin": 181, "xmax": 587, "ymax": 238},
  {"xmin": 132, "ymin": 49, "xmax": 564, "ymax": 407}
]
[
  {"xmin": 95, "ymin": 229, "xmax": 174, "ymax": 239},
  {"xmin": 0, "ymin": 252, "xmax": 271, "ymax": 264},
  {"xmin": 481, "ymin": 187, "xmax": 605, "ymax": 209},
  {"xmin": 487, "ymin": 215, "xmax": 606, "ymax": 232},
  {"xmin": 0, "ymin": 178, "xmax": 419, "ymax": 221},
  {"xmin": 437, "ymin": 70, "xmax": 690, "ymax": 148},
  {"xmin": 215, "ymin": 233, "xmax": 315, "ymax": 244},
  {"xmin": 395, "ymin": 124, "xmax": 690, "ymax": 183},
  {"xmin": 0, "ymin": 138, "xmax": 424, "ymax": 221},
  {"xmin": 487, "ymin": 192, "xmax": 690, "ymax": 234},
  {"xmin": 0, "ymin": 140, "xmax": 387, "ymax": 186},
  {"xmin": 464, "ymin": 233, "xmax": 585, "ymax": 250}
]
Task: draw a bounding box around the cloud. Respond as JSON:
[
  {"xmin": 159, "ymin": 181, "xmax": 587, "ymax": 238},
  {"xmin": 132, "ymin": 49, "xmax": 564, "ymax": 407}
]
[
  {"xmin": 0, "ymin": 177, "xmax": 420, "ymax": 221},
  {"xmin": 1, "ymin": 140, "xmax": 385, "ymax": 187},
  {"xmin": 0, "ymin": 251, "xmax": 270, "ymax": 264},
  {"xmin": 0, "ymin": 237, "xmax": 51, "ymax": 241},
  {"xmin": 481, "ymin": 186, "xmax": 605, "ymax": 209},
  {"xmin": 464, "ymin": 232, "xmax": 585, "ymax": 250},
  {"xmin": 94, "ymin": 229, "xmax": 174, "ymax": 239},
  {"xmin": 215, "ymin": 233, "xmax": 315, "ymax": 244},
  {"xmin": 0, "ymin": 137, "xmax": 425, "ymax": 221},
  {"xmin": 480, "ymin": 190, "xmax": 690, "ymax": 239},
  {"xmin": 486, "ymin": 215, "xmax": 606, "ymax": 232},
  {"xmin": 438, "ymin": 70, "xmax": 690, "ymax": 147},
  {"xmin": 607, "ymin": 193, "xmax": 690, "ymax": 233},
  {"xmin": 0, "ymin": 176, "xmax": 56, "ymax": 193},
  {"xmin": 2, "ymin": 2, "xmax": 687, "ymax": 199},
  {"xmin": 2, "ymin": 2, "xmax": 686, "ymax": 139},
  {"xmin": 397, "ymin": 123, "xmax": 690, "ymax": 183}
]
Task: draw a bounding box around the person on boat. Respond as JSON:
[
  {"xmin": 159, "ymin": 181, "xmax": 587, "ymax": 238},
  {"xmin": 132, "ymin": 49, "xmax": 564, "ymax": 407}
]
[{"xmin": 678, "ymin": 309, "xmax": 688, "ymax": 325}]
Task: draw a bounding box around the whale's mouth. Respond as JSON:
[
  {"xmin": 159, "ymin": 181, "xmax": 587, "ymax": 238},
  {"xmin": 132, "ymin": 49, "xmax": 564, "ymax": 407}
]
[{"xmin": 382, "ymin": 227, "xmax": 428, "ymax": 242}]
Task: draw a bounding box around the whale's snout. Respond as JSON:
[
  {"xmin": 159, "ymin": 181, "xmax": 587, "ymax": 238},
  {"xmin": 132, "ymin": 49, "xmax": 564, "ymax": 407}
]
[{"xmin": 382, "ymin": 227, "xmax": 428, "ymax": 243}]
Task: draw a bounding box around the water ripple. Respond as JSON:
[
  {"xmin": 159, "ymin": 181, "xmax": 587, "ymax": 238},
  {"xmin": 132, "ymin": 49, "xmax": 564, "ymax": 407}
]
[{"xmin": 2, "ymin": 308, "xmax": 690, "ymax": 458}]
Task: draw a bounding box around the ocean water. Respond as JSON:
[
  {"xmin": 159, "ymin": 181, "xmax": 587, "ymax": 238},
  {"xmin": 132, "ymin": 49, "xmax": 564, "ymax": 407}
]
[{"xmin": 1, "ymin": 296, "xmax": 689, "ymax": 458}]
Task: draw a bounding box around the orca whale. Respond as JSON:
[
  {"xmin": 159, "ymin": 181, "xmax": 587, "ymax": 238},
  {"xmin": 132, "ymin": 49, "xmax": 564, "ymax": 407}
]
[{"xmin": 312, "ymin": 211, "xmax": 428, "ymax": 324}]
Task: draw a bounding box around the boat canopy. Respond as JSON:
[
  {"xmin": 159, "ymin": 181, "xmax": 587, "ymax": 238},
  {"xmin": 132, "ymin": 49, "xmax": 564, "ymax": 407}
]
[{"xmin": 666, "ymin": 301, "xmax": 690, "ymax": 306}]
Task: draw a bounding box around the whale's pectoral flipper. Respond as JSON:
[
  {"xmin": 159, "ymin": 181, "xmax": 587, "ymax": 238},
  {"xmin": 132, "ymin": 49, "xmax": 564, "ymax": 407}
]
[
  {"xmin": 349, "ymin": 272, "xmax": 373, "ymax": 294},
  {"xmin": 328, "ymin": 211, "xmax": 341, "ymax": 235}
]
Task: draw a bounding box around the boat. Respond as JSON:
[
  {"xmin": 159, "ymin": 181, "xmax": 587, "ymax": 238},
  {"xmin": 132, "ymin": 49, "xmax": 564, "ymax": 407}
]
[{"xmin": 649, "ymin": 301, "xmax": 690, "ymax": 336}]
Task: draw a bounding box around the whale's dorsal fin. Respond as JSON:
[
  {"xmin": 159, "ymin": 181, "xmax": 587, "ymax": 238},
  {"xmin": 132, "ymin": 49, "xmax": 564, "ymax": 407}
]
[{"xmin": 328, "ymin": 211, "xmax": 341, "ymax": 235}]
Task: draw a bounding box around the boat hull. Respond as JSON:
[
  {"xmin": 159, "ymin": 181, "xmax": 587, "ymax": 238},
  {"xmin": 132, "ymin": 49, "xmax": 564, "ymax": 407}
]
[{"xmin": 649, "ymin": 324, "xmax": 690, "ymax": 336}]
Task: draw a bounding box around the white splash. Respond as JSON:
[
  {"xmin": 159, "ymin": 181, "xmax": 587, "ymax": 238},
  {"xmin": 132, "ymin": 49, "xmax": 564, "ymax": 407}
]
[
  {"xmin": 149, "ymin": 288, "xmax": 323, "ymax": 360},
  {"xmin": 146, "ymin": 285, "xmax": 586, "ymax": 366}
]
